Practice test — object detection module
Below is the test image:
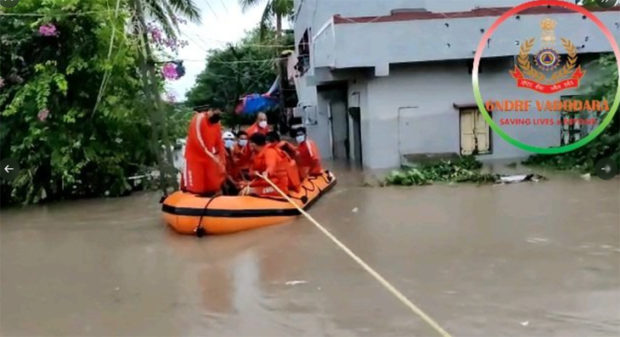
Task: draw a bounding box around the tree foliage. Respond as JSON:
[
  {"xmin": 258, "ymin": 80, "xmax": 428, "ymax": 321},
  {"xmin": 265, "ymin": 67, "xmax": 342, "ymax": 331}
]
[
  {"xmin": 239, "ymin": 0, "xmax": 294, "ymax": 39},
  {"xmin": 0, "ymin": 0, "xmax": 187, "ymax": 205},
  {"xmin": 185, "ymin": 28, "xmax": 293, "ymax": 127},
  {"xmin": 386, "ymin": 157, "xmax": 498, "ymax": 186},
  {"xmin": 523, "ymin": 53, "xmax": 620, "ymax": 172}
]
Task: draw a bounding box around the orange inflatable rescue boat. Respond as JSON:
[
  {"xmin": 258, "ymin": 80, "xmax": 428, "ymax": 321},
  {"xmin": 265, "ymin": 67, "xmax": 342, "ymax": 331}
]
[{"xmin": 162, "ymin": 170, "xmax": 336, "ymax": 235}]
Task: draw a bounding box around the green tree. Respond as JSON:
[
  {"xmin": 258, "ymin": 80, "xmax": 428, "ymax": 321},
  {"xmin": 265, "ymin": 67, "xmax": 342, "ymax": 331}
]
[
  {"xmin": 127, "ymin": 0, "xmax": 200, "ymax": 192},
  {"xmin": 185, "ymin": 28, "xmax": 286, "ymax": 128},
  {"xmin": 524, "ymin": 53, "xmax": 619, "ymax": 171},
  {"xmin": 239, "ymin": 0, "xmax": 293, "ymax": 39},
  {"xmin": 0, "ymin": 0, "xmax": 152, "ymax": 204}
]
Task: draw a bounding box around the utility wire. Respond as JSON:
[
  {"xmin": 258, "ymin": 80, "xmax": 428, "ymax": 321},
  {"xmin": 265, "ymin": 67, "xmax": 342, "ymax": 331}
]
[
  {"xmin": 202, "ymin": 0, "xmax": 220, "ymax": 20},
  {"xmin": 0, "ymin": 10, "xmax": 115, "ymax": 17},
  {"xmin": 91, "ymin": 0, "xmax": 122, "ymax": 116},
  {"xmin": 179, "ymin": 30, "xmax": 211, "ymax": 53},
  {"xmin": 218, "ymin": 0, "xmax": 230, "ymax": 14}
]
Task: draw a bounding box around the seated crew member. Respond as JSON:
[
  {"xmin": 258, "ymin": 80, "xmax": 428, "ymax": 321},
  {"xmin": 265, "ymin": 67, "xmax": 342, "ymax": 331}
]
[
  {"xmin": 294, "ymin": 127, "xmax": 324, "ymax": 179},
  {"xmin": 234, "ymin": 130, "xmax": 252, "ymax": 180},
  {"xmin": 183, "ymin": 108, "xmax": 226, "ymax": 195},
  {"xmin": 245, "ymin": 112, "xmax": 271, "ymax": 136},
  {"xmin": 241, "ymin": 133, "xmax": 289, "ymax": 197},
  {"xmin": 266, "ymin": 131, "xmax": 301, "ymax": 192},
  {"xmin": 222, "ymin": 131, "xmax": 241, "ymax": 195}
]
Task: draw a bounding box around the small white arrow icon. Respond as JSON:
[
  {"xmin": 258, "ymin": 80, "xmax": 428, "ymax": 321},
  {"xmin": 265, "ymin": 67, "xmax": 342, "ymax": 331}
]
[{"xmin": 4, "ymin": 165, "xmax": 13, "ymax": 173}]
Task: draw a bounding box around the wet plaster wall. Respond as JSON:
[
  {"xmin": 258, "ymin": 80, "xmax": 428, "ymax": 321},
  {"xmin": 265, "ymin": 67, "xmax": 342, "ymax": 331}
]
[{"xmin": 359, "ymin": 58, "xmax": 577, "ymax": 169}]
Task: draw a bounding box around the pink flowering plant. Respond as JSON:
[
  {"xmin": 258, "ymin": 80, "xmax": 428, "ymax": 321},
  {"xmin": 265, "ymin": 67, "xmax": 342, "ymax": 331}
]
[
  {"xmin": 38, "ymin": 23, "xmax": 58, "ymax": 37},
  {"xmin": 146, "ymin": 21, "xmax": 189, "ymax": 82},
  {"xmin": 162, "ymin": 62, "xmax": 179, "ymax": 80},
  {"xmin": 146, "ymin": 22, "xmax": 189, "ymax": 54}
]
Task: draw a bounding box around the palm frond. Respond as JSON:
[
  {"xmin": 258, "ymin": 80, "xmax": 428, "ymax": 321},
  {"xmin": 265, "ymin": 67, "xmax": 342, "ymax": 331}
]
[
  {"xmin": 167, "ymin": 0, "xmax": 201, "ymax": 22},
  {"xmin": 258, "ymin": 1, "xmax": 273, "ymax": 40},
  {"xmin": 239, "ymin": 0, "xmax": 264, "ymax": 12},
  {"xmin": 143, "ymin": 0, "xmax": 176, "ymax": 37},
  {"xmin": 272, "ymin": 0, "xmax": 293, "ymax": 16}
]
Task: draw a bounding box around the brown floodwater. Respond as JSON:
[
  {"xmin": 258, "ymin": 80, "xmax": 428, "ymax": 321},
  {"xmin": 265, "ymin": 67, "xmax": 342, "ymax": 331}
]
[{"xmin": 1, "ymin": 166, "xmax": 619, "ymax": 337}]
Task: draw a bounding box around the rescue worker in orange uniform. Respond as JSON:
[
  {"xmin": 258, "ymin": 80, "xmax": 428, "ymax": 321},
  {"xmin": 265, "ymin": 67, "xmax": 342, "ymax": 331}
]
[
  {"xmin": 266, "ymin": 132, "xmax": 301, "ymax": 192},
  {"xmin": 182, "ymin": 108, "xmax": 226, "ymax": 196},
  {"xmin": 222, "ymin": 131, "xmax": 241, "ymax": 195},
  {"xmin": 241, "ymin": 133, "xmax": 289, "ymax": 197},
  {"xmin": 245, "ymin": 112, "xmax": 271, "ymax": 136},
  {"xmin": 294, "ymin": 127, "xmax": 324, "ymax": 179},
  {"xmin": 233, "ymin": 130, "xmax": 252, "ymax": 180}
]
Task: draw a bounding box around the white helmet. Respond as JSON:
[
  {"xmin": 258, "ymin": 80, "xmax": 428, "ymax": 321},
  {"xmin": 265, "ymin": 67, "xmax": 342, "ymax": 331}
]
[{"xmin": 222, "ymin": 131, "xmax": 235, "ymax": 140}]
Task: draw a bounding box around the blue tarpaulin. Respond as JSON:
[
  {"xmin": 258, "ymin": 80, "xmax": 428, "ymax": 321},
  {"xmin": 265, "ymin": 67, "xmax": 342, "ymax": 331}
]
[{"xmin": 235, "ymin": 76, "xmax": 280, "ymax": 115}]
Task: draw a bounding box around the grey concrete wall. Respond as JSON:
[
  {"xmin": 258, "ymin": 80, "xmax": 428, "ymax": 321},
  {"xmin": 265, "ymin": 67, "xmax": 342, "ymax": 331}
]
[
  {"xmin": 295, "ymin": 81, "xmax": 332, "ymax": 160},
  {"xmin": 293, "ymin": 0, "xmax": 617, "ymax": 167},
  {"xmin": 348, "ymin": 78, "xmax": 370, "ymax": 162},
  {"xmin": 359, "ymin": 58, "xmax": 587, "ymax": 169},
  {"xmin": 324, "ymin": 11, "xmax": 620, "ymax": 69},
  {"xmin": 294, "ymin": 0, "xmax": 530, "ymax": 41}
]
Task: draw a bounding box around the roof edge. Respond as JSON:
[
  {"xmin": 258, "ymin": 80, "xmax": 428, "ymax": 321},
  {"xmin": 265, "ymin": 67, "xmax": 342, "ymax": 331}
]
[{"xmin": 333, "ymin": 6, "xmax": 620, "ymax": 24}]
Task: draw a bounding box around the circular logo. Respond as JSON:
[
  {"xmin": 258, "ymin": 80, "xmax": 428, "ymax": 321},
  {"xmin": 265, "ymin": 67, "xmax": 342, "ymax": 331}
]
[
  {"xmin": 472, "ymin": 0, "xmax": 620, "ymax": 154},
  {"xmin": 535, "ymin": 48, "xmax": 561, "ymax": 71},
  {"xmin": 0, "ymin": 0, "xmax": 20, "ymax": 8},
  {"xmin": 596, "ymin": 0, "xmax": 618, "ymax": 9},
  {"xmin": 594, "ymin": 158, "xmax": 618, "ymax": 180}
]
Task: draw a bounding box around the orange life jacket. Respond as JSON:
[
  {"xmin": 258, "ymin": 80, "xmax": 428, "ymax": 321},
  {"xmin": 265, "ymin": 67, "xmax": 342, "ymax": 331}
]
[
  {"xmin": 245, "ymin": 122, "xmax": 270, "ymax": 137},
  {"xmin": 297, "ymin": 139, "xmax": 323, "ymax": 178},
  {"xmin": 250, "ymin": 144, "xmax": 289, "ymax": 196},
  {"xmin": 277, "ymin": 141, "xmax": 301, "ymax": 192},
  {"xmin": 184, "ymin": 112, "xmax": 226, "ymax": 191}
]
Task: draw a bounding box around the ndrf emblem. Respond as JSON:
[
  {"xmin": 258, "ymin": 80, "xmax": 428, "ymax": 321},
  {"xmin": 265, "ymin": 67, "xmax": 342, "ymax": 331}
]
[{"xmin": 510, "ymin": 18, "xmax": 585, "ymax": 94}]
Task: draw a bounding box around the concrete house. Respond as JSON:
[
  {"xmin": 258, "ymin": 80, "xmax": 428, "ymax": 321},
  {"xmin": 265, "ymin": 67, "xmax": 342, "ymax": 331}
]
[{"xmin": 289, "ymin": 0, "xmax": 620, "ymax": 169}]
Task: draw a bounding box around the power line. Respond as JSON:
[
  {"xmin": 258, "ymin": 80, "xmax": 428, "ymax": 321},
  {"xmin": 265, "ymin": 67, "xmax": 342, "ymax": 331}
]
[
  {"xmin": 218, "ymin": 0, "xmax": 230, "ymax": 14},
  {"xmin": 179, "ymin": 30, "xmax": 211, "ymax": 52},
  {"xmin": 0, "ymin": 10, "xmax": 115, "ymax": 17},
  {"xmin": 91, "ymin": 0, "xmax": 123, "ymax": 116},
  {"xmin": 202, "ymin": 0, "xmax": 220, "ymax": 20},
  {"xmin": 170, "ymin": 57, "xmax": 284, "ymax": 64},
  {"xmin": 208, "ymin": 57, "xmax": 285, "ymax": 64},
  {"xmin": 187, "ymin": 30, "xmax": 220, "ymax": 50}
]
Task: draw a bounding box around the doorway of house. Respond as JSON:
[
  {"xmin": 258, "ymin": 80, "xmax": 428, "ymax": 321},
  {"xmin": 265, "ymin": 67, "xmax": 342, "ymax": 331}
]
[
  {"xmin": 329, "ymin": 100, "xmax": 349, "ymax": 160},
  {"xmin": 349, "ymin": 107, "xmax": 362, "ymax": 167},
  {"xmin": 460, "ymin": 108, "xmax": 491, "ymax": 155}
]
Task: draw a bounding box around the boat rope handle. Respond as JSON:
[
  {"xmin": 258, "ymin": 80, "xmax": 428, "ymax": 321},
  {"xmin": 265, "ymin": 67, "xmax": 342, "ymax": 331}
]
[
  {"xmin": 255, "ymin": 173, "xmax": 453, "ymax": 337},
  {"xmin": 195, "ymin": 194, "xmax": 220, "ymax": 237}
]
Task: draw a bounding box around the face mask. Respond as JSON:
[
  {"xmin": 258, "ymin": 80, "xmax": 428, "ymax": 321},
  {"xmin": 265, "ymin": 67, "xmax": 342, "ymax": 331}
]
[
  {"xmin": 238, "ymin": 139, "xmax": 248, "ymax": 147},
  {"xmin": 209, "ymin": 114, "xmax": 221, "ymax": 124},
  {"xmin": 296, "ymin": 135, "xmax": 305, "ymax": 143},
  {"xmin": 258, "ymin": 121, "xmax": 267, "ymax": 128},
  {"xmin": 224, "ymin": 139, "xmax": 234, "ymax": 149}
]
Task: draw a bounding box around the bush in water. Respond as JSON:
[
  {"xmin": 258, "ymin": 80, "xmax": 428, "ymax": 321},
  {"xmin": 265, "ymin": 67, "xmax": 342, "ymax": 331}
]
[{"xmin": 385, "ymin": 156, "xmax": 498, "ymax": 186}]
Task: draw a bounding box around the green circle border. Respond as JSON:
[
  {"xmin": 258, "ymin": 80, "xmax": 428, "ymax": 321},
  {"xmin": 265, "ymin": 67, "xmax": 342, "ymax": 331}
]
[{"xmin": 472, "ymin": 0, "xmax": 620, "ymax": 154}]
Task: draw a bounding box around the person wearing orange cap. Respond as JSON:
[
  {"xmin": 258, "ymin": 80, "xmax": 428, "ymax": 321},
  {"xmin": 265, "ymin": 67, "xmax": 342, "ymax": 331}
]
[
  {"xmin": 245, "ymin": 112, "xmax": 271, "ymax": 136},
  {"xmin": 241, "ymin": 133, "xmax": 289, "ymax": 197},
  {"xmin": 294, "ymin": 127, "xmax": 323, "ymax": 179},
  {"xmin": 182, "ymin": 108, "xmax": 226, "ymax": 196}
]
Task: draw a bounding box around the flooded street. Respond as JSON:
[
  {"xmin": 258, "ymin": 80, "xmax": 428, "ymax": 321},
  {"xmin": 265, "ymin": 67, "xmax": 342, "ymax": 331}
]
[{"xmin": 1, "ymin": 169, "xmax": 619, "ymax": 336}]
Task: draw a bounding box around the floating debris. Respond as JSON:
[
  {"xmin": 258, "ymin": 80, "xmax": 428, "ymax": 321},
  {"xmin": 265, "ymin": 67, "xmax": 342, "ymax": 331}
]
[
  {"xmin": 526, "ymin": 237, "xmax": 549, "ymax": 244},
  {"xmin": 498, "ymin": 174, "xmax": 546, "ymax": 184}
]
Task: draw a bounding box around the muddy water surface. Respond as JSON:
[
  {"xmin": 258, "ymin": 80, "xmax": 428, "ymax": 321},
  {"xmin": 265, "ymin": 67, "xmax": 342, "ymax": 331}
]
[{"xmin": 1, "ymin": 169, "xmax": 619, "ymax": 336}]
